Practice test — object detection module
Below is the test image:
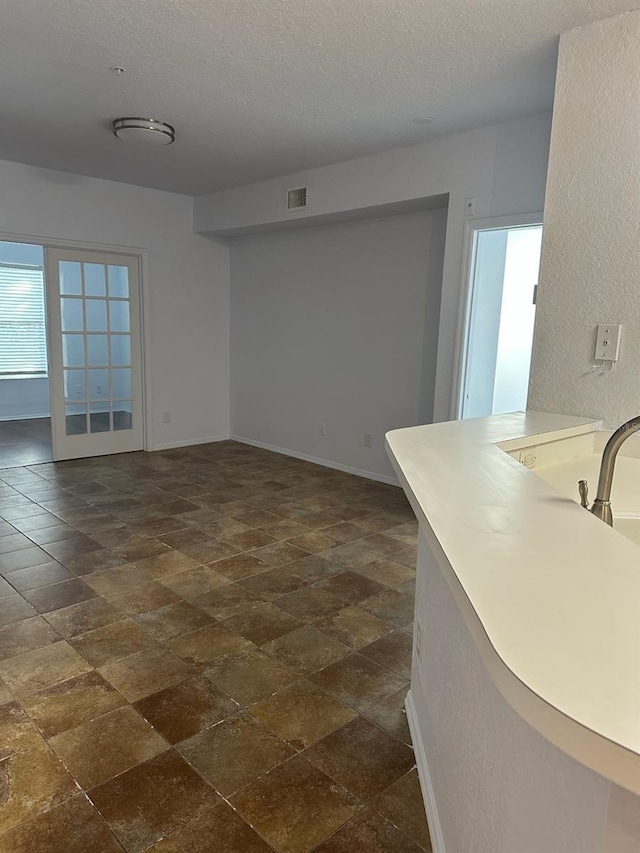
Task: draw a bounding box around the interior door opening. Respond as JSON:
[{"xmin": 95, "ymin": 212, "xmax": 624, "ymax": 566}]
[
  {"xmin": 0, "ymin": 240, "xmax": 53, "ymax": 467},
  {"xmin": 458, "ymin": 222, "xmax": 543, "ymax": 420}
]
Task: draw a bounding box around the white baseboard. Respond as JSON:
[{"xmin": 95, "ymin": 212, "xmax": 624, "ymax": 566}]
[
  {"xmin": 230, "ymin": 434, "xmax": 400, "ymax": 487},
  {"xmin": 405, "ymin": 690, "xmax": 446, "ymax": 853},
  {"xmin": 0, "ymin": 412, "xmax": 51, "ymax": 421},
  {"xmin": 150, "ymin": 435, "xmax": 231, "ymax": 451}
]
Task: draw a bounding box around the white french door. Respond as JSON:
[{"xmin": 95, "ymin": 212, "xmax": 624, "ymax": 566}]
[{"xmin": 45, "ymin": 248, "xmax": 144, "ymax": 460}]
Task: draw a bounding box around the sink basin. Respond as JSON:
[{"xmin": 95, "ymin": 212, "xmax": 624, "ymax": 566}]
[{"xmin": 614, "ymin": 514, "xmax": 640, "ymax": 546}]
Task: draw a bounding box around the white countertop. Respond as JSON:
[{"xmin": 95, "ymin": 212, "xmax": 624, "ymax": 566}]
[{"xmin": 386, "ymin": 411, "xmax": 640, "ymax": 794}]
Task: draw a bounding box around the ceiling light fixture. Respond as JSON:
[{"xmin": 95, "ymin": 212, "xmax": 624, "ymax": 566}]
[
  {"xmin": 412, "ymin": 117, "xmax": 435, "ymax": 124},
  {"xmin": 110, "ymin": 65, "xmax": 126, "ymax": 74},
  {"xmin": 112, "ymin": 117, "xmax": 175, "ymax": 145}
]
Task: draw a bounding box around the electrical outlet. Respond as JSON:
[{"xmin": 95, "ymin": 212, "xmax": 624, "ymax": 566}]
[
  {"xmin": 162, "ymin": 412, "xmax": 171, "ymax": 424},
  {"xmin": 519, "ymin": 450, "xmax": 537, "ymax": 469},
  {"xmin": 319, "ymin": 423, "xmax": 326, "ymax": 436},
  {"xmin": 364, "ymin": 433, "xmax": 373, "ymax": 448},
  {"xmin": 416, "ymin": 621, "xmax": 424, "ymax": 660}
]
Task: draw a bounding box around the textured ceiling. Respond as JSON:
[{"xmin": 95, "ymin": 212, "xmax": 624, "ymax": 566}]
[{"xmin": 0, "ymin": 0, "xmax": 636, "ymax": 195}]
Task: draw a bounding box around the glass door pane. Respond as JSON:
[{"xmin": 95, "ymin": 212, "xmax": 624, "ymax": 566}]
[{"xmin": 45, "ymin": 248, "xmax": 143, "ymax": 460}]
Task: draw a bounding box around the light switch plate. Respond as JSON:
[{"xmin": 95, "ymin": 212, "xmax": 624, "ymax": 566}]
[{"xmin": 595, "ymin": 324, "xmax": 622, "ymax": 361}]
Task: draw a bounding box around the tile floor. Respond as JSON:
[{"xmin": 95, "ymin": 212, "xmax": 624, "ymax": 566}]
[
  {"xmin": 0, "ymin": 441, "xmax": 430, "ymax": 852},
  {"xmin": 0, "ymin": 418, "xmax": 53, "ymax": 468}
]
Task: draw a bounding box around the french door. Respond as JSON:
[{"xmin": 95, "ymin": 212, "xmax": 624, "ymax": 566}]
[{"xmin": 45, "ymin": 248, "xmax": 144, "ymax": 460}]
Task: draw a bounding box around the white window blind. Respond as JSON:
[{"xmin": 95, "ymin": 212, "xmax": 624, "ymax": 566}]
[{"xmin": 0, "ymin": 264, "xmax": 48, "ymax": 378}]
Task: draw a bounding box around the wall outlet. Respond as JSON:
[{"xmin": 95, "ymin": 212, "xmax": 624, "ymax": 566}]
[
  {"xmin": 319, "ymin": 423, "xmax": 326, "ymax": 436},
  {"xmin": 162, "ymin": 411, "xmax": 171, "ymax": 424},
  {"xmin": 364, "ymin": 433, "xmax": 373, "ymax": 448},
  {"xmin": 416, "ymin": 621, "xmax": 424, "ymax": 661},
  {"xmin": 518, "ymin": 450, "xmax": 537, "ymax": 468}
]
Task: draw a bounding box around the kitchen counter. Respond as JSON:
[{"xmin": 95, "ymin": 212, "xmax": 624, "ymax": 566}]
[{"xmin": 386, "ymin": 411, "xmax": 640, "ymax": 797}]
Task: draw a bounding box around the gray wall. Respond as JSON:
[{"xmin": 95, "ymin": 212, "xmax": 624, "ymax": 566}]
[{"xmin": 230, "ymin": 208, "xmax": 447, "ymax": 480}]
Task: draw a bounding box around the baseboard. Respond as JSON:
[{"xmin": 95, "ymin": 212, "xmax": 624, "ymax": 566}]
[
  {"xmin": 405, "ymin": 690, "xmax": 446, "ymax": 853},
  {"xmin": 150, "ymin": 435, "xmax": 231, "ymax": 451},
  {"xmin": 230, "ymin": 434, "xmax": 401, "ymax": 486},
  {"xmin": 0, "ymin": 412, "xmax": 51, "ymax": 422}
]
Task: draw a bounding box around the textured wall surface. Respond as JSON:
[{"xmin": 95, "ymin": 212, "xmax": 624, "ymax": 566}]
[
  {"xmin": 412, "ymin": 533, "xmax": 613, "ymax": 852},
  {"xmin": 231, "ymin": 210, "xmax": 446, "ymax": 480},
  {"xmin": 0, "ymin": 159, "xmax": 231, "ymax": 448},
  {"xmin": 198, "ymin": 113, "xmax": 552, "ymax": 423},
  {"xmin": 529, "ymin": 11, "xmax": 640, "ymax": 426}
]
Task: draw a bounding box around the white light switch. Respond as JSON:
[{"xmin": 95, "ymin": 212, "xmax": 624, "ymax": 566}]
[{"xmin": 595, "ymin": 324, "xmax": 622, "ymax": 362}]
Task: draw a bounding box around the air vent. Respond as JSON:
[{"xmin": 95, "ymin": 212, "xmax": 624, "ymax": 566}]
[{"xmin": 286, "ymin": 186, "xmax": 308, "ymax": 211}]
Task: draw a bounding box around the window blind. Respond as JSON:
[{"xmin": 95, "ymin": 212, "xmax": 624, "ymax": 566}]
[{"xmin": 0, "ymin": 264, "xmax": 48, "ymax": 377}]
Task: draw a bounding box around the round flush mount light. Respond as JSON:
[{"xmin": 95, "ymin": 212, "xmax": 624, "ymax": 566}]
[
  {"xmin": 412, "ymin": 117, "xmax": 435, "ymax": 125},
  {"xmin": 112, "ymin": 117, "xmax": 175, "ymax": 145}
]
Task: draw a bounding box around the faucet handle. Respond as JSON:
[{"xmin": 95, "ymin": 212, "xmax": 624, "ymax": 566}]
[{"xmin": 578, "ymin": 479, "xmax": 590, "ymax": 509}]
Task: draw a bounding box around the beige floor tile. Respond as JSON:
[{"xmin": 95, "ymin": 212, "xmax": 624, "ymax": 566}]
[
  {"xmin": 134, "ymin": 675, "xmax": 237, "ymax": 744},
  {"xmin": 304, "ymin": 715, "xmax": 415, "ymax": 799},
  {"xmin": 263, "ymin": 624, "xmax": 350, "ymax": 675},
  {"xmin": 230, "ymin": 754, "xmax": 358, "ymax": 853},
  {"xmin": 178, "ymin": 713, "xmax": 294, "ymax": 796},
  {"xmin": 0, "ymin": 794, "xmax": 124, "ymax": 853},
  {"xmin": 167, "ymin": 623, "xmax": 254, "ymax": 667},
  {"xmin": 99, "ymin": 647, "xmax": 192, "ymax": 702},
  {"xmin": 315, "ymin": 606, "xmax": 394, "ymax": 650},
  {"xmin": 70, "ymin": 618, "xmax": 158, "ymax": 667},
  {"xmin": 21, "ymin": 670, "xmax": 126, "ymax": 738},
  {"xmin": 205, "ymin": 648, "xmax": 298, "ymax": 707},
  {"xmin": 0, "ymin": 741, "xmax": 76, "ymax": 834},
  {"xmin": 89, "ymin": 749, "xmax": 214, "ymax": 853},
  {"xmin": 0, "ymin": 640, "xmax": 92, "ymax": 697},
  {"xmin": 145, "ymin": 799, "xmax": 273, "ymax": 853},
  {"xmin": 0, "ymin": 700, "xmax": 44, "ymax": 759},
  {"xmin": 251, "ymin": 679, "xmax": 356, "ymax": 749},
  {"xmin": 0, "ymin": 616, "xmax": 59, "ymax": 661},
  {"xmin": 50, "ymin": 705, "xmax": 167, "ymax": 788}
]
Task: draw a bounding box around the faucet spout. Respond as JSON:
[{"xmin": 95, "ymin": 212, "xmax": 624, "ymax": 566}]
[{"xmin": 590, "ymin": 415, "xmax": 640, "ymax": 526}]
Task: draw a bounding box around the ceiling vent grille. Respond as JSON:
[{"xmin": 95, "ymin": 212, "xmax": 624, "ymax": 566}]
[{"xmin": 286, "ymin": 186, "xmax": 308, "ymax": 211}]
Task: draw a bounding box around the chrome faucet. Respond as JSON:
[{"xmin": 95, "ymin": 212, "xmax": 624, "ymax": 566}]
[{"xmin": 578, "ymin": 415, "xmax": 640, "ymax": 527}]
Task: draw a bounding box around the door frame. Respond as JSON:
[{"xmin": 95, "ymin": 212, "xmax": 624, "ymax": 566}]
[
  {"xmin": 0, "ymin": 230, "xmax": 151, "ymax": 456},
  {"xmin": 450, "ymin": 212, "xmax": 543, "ymax": 421}
]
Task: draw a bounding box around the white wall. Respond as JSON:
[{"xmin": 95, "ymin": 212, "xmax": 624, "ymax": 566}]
[
  {"xmin": 196, "ymin": 112, "xmax": 552, "ymax": 424},
  {"xmin": 230, "ymin": 209, "xmax": 446, "ymax": 481},
  {"xmin": 0, "ymin": 159, "xmax": 230, "ymax": 448},
  {"xmin": 462, "ymin": 229, "xmax": 508, "ymax": 418},
  {"xmin": 528, "ymin": 11, "xmax": 640, "ymax": 426},
  {"xmin": 410, "ymin": 532, "xmax": 615, "ymax": 853},
  {"xmin": 0, "ymin": 379, "xmax": 50, "ymax": 420},
  {"xmin": 491, "ymin": 227, "xmax": 541, "ymax": 414}
]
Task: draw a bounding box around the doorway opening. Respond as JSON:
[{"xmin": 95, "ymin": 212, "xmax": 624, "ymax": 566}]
[
  {"xmin": 0, "ymin": 239, "xmax": 145, "ymax": 467},
  {"xmin": 457, "ymin": 218, "xmax": 543, "ymax": 420},
  {"xmin": 0, "ymin": 240, "xmax": 53, "ymax": 467}
]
